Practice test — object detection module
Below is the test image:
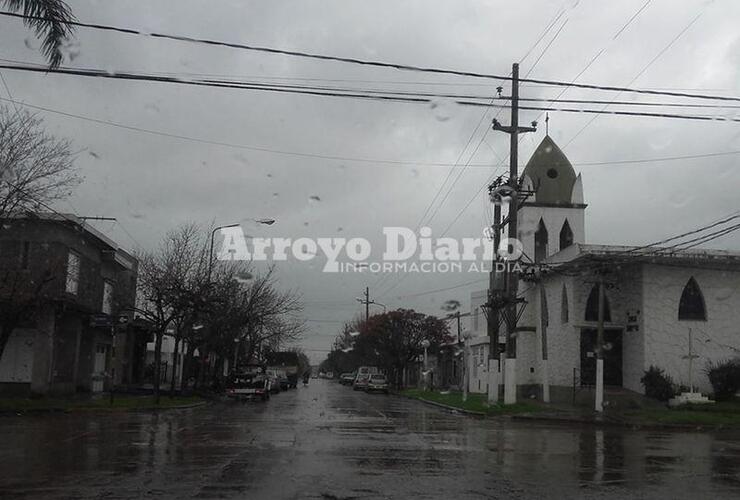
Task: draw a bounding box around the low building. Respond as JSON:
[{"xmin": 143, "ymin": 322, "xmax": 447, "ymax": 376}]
[{"xmin": 0, "ymin": 213, "xmax": 144, "ymax": 396}]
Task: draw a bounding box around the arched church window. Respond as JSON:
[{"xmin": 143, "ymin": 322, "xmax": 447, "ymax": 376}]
[
  {"xmin": 678, "ymin": 277, "xmax": 707, "ymax": 321},
  {"xmin": 585, "ymin": 284, "xmax": 611, "ymax": 322},
  {"xmin": 561, "ymin": 284, "xmax": 569, "ymax": 324},
  {"xmin": 560, "ymin": 219, "xmax": 574, "ymax": 251},
  {"xmin": 534, "ymin": 219, "xmax": 548, "ymax": 262}
]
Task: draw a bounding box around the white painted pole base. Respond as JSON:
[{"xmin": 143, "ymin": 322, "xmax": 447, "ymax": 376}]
[
  {"xmin": 504, "ymin": 358, "xmax": 517, "ymax": 405},
  {"xmin": 542, "ymin": 360, "xmax": 550, "ymax": 403},
  {"xmin": 487, "ymin": 359, "xmax": 499, "ymax": 404},
  {"xmin": 595, "ymin": 358, "xmax": 604, "ymax": 412}
]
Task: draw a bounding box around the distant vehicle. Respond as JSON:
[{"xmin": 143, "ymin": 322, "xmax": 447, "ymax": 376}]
[
  {"xmin": 265, "ymin": 369, "xmax": 283, "ymax": 394},
  {"xmin": 365, "ymin": 374, "xmax": 389, "ymax": 394},
  {"xmin": 266, "ymin": 351, "xmax": 301, "ymax": 388},
  {"xmin": 339, "ymin": 372, "xmax": 355, "ymax": 385},
  {"xmin": 325, "ymin": 371, "xmax": 334, "ymax": 379},
  {"xmin": 226, "ymin": 369, "xmax": 271, "ymax": 401},
  {"xmin": 353, "ymin": 373, "xmax": 371, "ymax": 391}
]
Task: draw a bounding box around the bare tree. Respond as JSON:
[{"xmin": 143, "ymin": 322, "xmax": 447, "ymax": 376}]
[
  {"xmin": 136, "ymin": 223, "xmax": 206, "ymax": 403},
  {"xmin": 0, "ymin": 105, "xmax": 79, "ymax": 219},
  {"xmin": 2, "ymin": 0, "xmax": 76, "ymax": 68}
]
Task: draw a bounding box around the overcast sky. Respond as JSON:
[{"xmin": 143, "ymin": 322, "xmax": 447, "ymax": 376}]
[{"xmin": 1, "ymin": 0, "xmax": 739, "ymax": 362}]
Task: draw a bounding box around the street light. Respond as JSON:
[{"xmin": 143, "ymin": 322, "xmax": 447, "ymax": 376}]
[{"xmin": 208, "ymin": 219, "xmax": 275, "ymax": 280}]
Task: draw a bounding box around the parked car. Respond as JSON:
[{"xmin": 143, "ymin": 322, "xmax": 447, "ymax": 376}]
[
  {"xmin": 353, "ymin": 373, "xmax": 371, "ymax": 391},
  {"xmin": 365, "ymin": 374, "xmax": 390, "ymax": 394},
  {"xmin": 225, "ymin": 370, "xmax": 271, "ymax": 401},
  {"xmin": 339, "ymin": 372, "xmax": 355, "ymax": 385}
]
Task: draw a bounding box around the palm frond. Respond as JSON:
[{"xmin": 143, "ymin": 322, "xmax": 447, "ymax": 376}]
[{"xmin": 3, "ymin": 0, "xmax": 76, "ymax": 68}]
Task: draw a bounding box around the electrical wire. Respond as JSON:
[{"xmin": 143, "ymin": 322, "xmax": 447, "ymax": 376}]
[{"xmin": 2, "ymin": 10, "xmax": 740, "ymax": 103}]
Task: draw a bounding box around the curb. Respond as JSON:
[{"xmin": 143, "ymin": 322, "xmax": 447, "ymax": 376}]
[
  {"xmin": 510, "ymin": 412, "xmax": 740, "ymax": 431},
  {"xmin": 394, "ymin": 393, "xmax": 486, "ymax": 416},
  {"xmin": 0, "ymin": 400, "xmax": 210, "ymax": 416}
]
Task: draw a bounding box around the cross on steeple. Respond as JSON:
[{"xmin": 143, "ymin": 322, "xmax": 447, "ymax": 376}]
[{"xmin": 545, "ymin": 113, "xmax": 550, "ymax": 136}]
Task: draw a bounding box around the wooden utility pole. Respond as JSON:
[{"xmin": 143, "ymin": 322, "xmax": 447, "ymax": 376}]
[
  {"xmin": 357, "ymin": 287, "xmax": 372, "ymax": 323},
  {"xmin": 492, "ymin": 62, "xmax": 536, "ymax": 405},
  {"xmin": 365, "ymin": 286, "xmax": 370, "ymax": 323}
]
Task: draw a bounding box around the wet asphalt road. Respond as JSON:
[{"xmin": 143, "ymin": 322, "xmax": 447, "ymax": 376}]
[{"xmin": 1, "ymin": 380, "xmax": 740, "ymax": 499}]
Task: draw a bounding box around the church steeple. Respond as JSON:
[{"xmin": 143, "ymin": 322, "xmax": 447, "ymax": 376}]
[
  {"xmin": 517, "ymin": 134, "xmax": 586, "ymax": 261},
  {"xmin": 522, "ymin": 135, "xmax": 580, "ymax": 206}
]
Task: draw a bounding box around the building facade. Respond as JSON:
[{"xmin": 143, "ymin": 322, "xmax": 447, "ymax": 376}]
[
  {"xmin": 0, "ymin": 214, "xmax": 144, "ymax": 396},
  {"xmin": 467, "ymin": 135, "xmax": 740, "ymax": 402}
]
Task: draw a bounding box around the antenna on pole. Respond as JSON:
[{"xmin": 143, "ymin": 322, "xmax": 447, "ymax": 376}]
[{"xmin": 545, "ymin": 113, "xmax": 550, "ymax": 136}]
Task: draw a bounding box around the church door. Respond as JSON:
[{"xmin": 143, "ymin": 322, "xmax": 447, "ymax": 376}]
[{"xmin": 579, "ymin": 329, "xmax": 623, "ymax": 387}]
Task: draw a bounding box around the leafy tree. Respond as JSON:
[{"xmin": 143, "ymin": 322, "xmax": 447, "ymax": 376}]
[{"xmin": 320, "ymin": 310, "xmax": 451, "ymax": 388}]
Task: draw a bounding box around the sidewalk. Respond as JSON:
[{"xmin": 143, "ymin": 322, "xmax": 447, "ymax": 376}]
[
  {"xmin": 0, "ymin": 394, "xmax": 208, "ymax": 415},
  {"xmin": 400, "ymin": 390, "xmax": 740, "ymax": 430}
]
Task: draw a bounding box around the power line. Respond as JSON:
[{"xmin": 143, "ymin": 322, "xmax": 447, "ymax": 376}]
[
  {"xmin": 4, "ymin": 95, "xmax": 736, "ymax": 173},
  {"xmin": 564, "ymin": 8, "xmax": 707, "ymax": 148},
  {"xmin": 2, "ymin": 10, "xmax": 740, "ymax": 103},
  {"xmin": 3, "ymin": 64, "xmax": 740, "ymax": 125},
  {"xmin": 378, "ymin": 5, "xmax": 577, "ymax": 298}
]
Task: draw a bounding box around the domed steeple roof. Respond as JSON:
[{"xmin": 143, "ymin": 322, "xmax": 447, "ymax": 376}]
[{"xmin": 522, "ymin": 135, "xmax": 578, "ymax": 205}]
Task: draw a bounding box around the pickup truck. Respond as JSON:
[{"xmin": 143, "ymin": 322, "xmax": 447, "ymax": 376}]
[{"xmin": 225, "ymin": 371, "xmax": 271, "ymax": 401}]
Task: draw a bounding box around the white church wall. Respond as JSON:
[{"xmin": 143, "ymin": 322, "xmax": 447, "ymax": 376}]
[
  {"xmin": 518, "ymin": 205, "xmax": 585, "ymax": 262},
  {"xmin": 642, "ymin": 264, "xmax": 740, "ymax": 395},
  {"xmin": 616, "ymin": 265, "xmax": 644, "ymax": 393},
  {"xmin": 541, "ymin": 275, "xmax": 580, "ymax": 388}
]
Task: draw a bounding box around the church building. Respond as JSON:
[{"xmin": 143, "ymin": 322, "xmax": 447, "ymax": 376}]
[{"xmin": 468, "ymin": 135, "xmax": 740, "ymax": 402}]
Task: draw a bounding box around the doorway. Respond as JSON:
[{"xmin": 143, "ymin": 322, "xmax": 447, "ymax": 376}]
[{"xmin": 579, "ymin": 329, "xmax": 623, "ymax": 387}]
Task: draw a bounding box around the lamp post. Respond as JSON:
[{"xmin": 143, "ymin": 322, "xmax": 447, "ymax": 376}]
[
  {"xmin": 462, "ymin": 330, "xmax": 472, "ymax": 402},
  {"xmin": 209, "ymin": 223, "xmax": 240, "ymax": 281},
  {"xmin": 208, "ymin": 219, "xmax": 275, "ymax": 281}
]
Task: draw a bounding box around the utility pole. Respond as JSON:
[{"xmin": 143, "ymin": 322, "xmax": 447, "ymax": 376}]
[
  {"xmin": 595, "ymin": 272, "xmax": 605, "ymax": 412},
  {"xmin": 356, "ymin": 287, "xmax": 378, "ymax": 323},
  {"xmin": 683, "ymin": 328, "xmax": 699, "ymax": 394},
  {"xmin": 365, "ymin": 286, "xmax": 370, "ymax": 323},
  {"xmin": 487, "ymin": 202, "xmax": 502, "ymax": 404},
  {"xmin": 539, "ymin": 282, "xmax": 550, "ymax": 403},
  {"xmin": 492, "ymin": 62, "xmax": 537, "ymax": 405}
]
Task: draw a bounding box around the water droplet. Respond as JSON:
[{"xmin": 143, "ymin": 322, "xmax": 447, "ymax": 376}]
[
  {"xmin": 61, "ymin": 40, "xmax": 81, "ymax": 62},
  {"xmin": 272, "ymin": 192, "xmax": 279, "ymax": 198},
  {"xmin": 714, "ymin": 287, "xmax": 733, "ymax": 301},
  {"xmin": 429, "ymin": 98, "xmax": 455, "ymax": 122}
]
